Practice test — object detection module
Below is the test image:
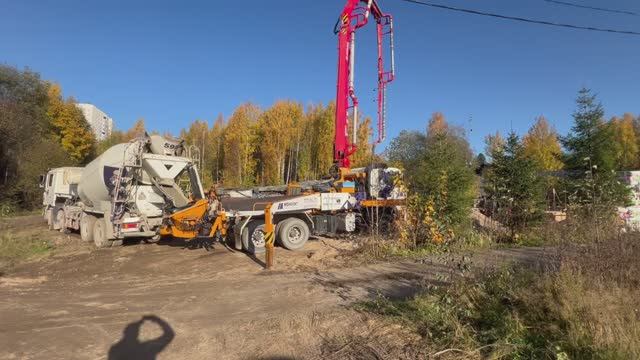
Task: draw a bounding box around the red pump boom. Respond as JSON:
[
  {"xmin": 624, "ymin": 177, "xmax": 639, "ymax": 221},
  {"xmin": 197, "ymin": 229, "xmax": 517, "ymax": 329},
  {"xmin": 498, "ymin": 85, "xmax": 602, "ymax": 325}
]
[{"xmin": 334, "ymin": 0, "xmax": 395, "ymax": 169}]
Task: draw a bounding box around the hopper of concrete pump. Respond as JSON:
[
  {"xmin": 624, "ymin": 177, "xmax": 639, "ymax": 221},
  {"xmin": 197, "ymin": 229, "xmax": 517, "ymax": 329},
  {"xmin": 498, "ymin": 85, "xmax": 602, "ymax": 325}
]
[{"xmin": 141, "ymin": 154, "xmax": 189, "ymax": 184}]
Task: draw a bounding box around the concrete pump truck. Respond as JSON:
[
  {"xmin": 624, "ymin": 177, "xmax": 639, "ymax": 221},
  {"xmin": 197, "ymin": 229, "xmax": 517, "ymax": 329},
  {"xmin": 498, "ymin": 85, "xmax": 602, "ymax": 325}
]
[
  {"xmin": 42, "ymin": 0, "xmax": 403, "ymax": 257},
  {"xmin": 160, "ymin": 0, "xmax": 404, "ymax": 257}
]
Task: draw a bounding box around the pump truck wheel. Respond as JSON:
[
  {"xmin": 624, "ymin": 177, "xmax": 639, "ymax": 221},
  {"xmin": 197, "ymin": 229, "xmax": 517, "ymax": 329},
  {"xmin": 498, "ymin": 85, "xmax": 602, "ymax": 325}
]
[
  {"xmin": 242, "ymin": 220, "xmax": 266, "ymax": 255},
  {"xmin": 277, "ymin": 217, "xmax": 309, "ymax": 251},
  {"xmin": 80, "ymin": 214, "xmax": 97, "ymax": 242}
]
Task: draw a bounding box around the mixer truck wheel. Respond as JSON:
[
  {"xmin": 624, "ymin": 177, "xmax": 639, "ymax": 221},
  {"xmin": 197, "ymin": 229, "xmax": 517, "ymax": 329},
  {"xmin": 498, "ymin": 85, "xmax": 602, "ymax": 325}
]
[
  {"xmin": 55, "ymin": 209, "xmax": 66, "ymax": 233},
  {"xmin": 277, "ymin": 218, "xmax": 309, "ymax": 251},
  {"xmin": 80, "ymin": 214, "xmax": 97, "ymax": 243},
  {"xmin": 93, "ymin": 218, "xmax": 110, "ymax": 248},
  {"xmin": 242, "ymin": 220, "xmax": 266, "ymax": 255},
  {"xmin": 46, "ymin": 208, "xmax": 53, "ymax": 230}
]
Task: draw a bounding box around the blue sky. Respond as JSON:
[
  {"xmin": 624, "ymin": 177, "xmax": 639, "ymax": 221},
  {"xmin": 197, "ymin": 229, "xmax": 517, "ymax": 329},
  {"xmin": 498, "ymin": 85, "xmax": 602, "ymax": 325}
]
[{"xmin": 2, "ymin": 0, "xmax": 640, "ymax": 153}]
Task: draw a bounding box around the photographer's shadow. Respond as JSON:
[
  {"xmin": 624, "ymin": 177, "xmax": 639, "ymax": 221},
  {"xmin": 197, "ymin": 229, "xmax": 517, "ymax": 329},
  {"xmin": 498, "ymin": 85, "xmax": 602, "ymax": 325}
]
[{"xmin": 108, "ymin": 315, "xmax": 174, "ymax": 360}]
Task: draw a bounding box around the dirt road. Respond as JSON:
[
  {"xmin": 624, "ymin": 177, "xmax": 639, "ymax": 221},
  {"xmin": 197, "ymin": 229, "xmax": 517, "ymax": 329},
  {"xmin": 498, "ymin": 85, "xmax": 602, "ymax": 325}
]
[{"xmin": 0, "ymin": 216, "xmax": 547, "ymax": 359}]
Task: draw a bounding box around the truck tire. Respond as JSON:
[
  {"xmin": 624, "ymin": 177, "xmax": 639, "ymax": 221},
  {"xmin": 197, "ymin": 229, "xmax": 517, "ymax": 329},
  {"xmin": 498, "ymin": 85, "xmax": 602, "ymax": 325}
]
[
  {"xmin": 46, "ymin": 208, "xmax": 54, "ymax": 230},
  {"xmin": 242, "ymin": 220, "xmax": 266, "ymax": 255},
  {"xmin": 93, "ymin": 218, "xmax": 110, "ymax": 248},
  {"xmin": 55, "ymin": 209, "xmax": 66, "ymax": 233},
  {"xmin": 277, "ymin": 217, "xmax": 309, "ymax": 251},
  {"xmin": 80, "ymin": 214, "xmax": 97, "ymax": 243}
]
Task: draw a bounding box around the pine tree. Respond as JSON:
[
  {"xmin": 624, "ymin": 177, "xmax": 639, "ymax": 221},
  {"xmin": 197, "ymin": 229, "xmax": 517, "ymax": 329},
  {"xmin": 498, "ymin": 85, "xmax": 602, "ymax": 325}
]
[
  {"xmin": 484, "ymin": 132, "xmax": 545, "ymax": 240},
  {"xmin": 522, "ymin": 116, "xmax": 563, "ymax": 171},
  {"xmin": 561, "ymin": 88, "xmax": 628, "ymax": 207}
]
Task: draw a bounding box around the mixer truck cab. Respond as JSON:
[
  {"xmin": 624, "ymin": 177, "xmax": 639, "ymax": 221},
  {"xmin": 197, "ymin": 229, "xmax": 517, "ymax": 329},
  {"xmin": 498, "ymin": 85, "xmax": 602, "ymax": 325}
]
[{"xmin": 42, "ymin": 135, "xmax": 204, "ymax": 248}]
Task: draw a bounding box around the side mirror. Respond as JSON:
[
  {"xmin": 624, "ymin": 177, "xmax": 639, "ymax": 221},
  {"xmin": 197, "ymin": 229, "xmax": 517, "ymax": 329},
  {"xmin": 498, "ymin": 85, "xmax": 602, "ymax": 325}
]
[{"xmin": 38, "ymin": 175, "xmax": 45, "ymax": 188}]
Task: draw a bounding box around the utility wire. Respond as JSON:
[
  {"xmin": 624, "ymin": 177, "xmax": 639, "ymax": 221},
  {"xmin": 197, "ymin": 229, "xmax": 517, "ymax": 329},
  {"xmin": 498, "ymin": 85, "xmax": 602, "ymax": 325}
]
[
  {"xmin": 543, "ymin": 0, "xmax": 639, "ymax": 17},
  {"xmin": 398, "ymin": 0, "xmax": 640, "ymax": 36}
]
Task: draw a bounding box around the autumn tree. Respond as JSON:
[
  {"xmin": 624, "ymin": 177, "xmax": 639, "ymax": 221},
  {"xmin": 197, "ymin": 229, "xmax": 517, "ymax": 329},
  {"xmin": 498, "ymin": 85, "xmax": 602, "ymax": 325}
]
[
  {"xmin": 388, "ymin": 112, "xmax": 475, "ymax": 244},
  {"xmin": 255, "ymin": 101, "xmax": 303, "ymax": 185},
  {"xmin": 96, "ymin": 130, "xmax": 127, "ymax": 155},
  {"xmin": 610, "ymin": 113, "xmax": 638, "ymax": 170},
  {"xmin": 484, "ymin": 131, "xmax": 505, "ymax": 162},
  {"xmin": 522, "ymin": 116, "xmax": 563, "ymax": 171},
  {"xmin": 0, "ymin": 66, "xmax": 71, "ymax": 208},
  {"xmin": 208, "ymin": 114, "xmax": 225, "ymax": 184},
  {"xmin": 350, "ymin": 117, "xmax": 374, "ymax": 167},
  {"xmin": 223, "ymin": 103, "xmax": 260, "ymax": 186},
  {"xmin": 126, "ymin": 118, "xmax": 146, "ymax": 140},
  {"xmin": 46, "ymin": 83, "xmax": 96, "ymax": 163},
  {"xmin": 305, "ymin": 102, "xmax": 335, "ymax": 179},
  {"xmin": 427, "ymin": 111, "xmax": 448, "ymax": 135},
  {"xmin": 180, "ymin": 119, "xmax": 211, "ymax": 184}
]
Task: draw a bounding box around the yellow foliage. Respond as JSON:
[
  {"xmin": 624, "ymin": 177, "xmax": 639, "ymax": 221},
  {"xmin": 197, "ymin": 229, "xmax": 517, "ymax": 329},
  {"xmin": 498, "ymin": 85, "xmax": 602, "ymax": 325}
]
[
  {"xmin": 350, "ymin": 116, "xmax": 374, "ymax": 167},
  {"xmin": 223, "ymin": 103, "xmax": 260, "ymax": 186},
  {"xmin": 126, "ymin": 118, "xmax": 146, "ymax": 140},
  {"xmin": 256, "ymin": 101, "xmax": 303, "ymax": 185},
  {"xmin": 610, "ymin": 113, "xmax": 639, "ymax": 170},
  {"xmin": 522, "ymin": 116, "xmax": 563, "ymax": 171},
  {"xmin": 46, "ymin": 83, "xmax": 95, "ymax": 163},
  {"xmin": 485, "ymin": 131, "xmax": 505, "ymax": 160},
  {"xmin": 427, "ymin": 111, "xmax": 448, "ymax": 136}
]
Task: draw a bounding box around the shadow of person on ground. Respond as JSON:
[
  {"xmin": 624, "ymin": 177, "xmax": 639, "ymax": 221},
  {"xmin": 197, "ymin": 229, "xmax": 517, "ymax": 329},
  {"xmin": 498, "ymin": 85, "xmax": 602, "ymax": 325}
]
[{"xmin": 108, "ymin": 315, "xmax": 174, "ymax": 360}]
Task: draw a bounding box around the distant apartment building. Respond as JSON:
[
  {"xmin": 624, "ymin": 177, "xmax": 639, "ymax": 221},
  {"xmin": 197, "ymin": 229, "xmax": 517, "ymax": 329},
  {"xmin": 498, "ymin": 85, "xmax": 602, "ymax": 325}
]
[{"xmin": 76, "ymin": 103, "xmax": 114, "ymax": 141}]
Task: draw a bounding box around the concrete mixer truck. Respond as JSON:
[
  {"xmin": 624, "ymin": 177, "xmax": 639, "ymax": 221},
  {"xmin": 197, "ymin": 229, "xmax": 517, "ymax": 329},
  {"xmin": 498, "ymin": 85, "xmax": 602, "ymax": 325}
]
[{"xmin": 41, "ymin": 134, "xmax": 204, "ymax": 248}]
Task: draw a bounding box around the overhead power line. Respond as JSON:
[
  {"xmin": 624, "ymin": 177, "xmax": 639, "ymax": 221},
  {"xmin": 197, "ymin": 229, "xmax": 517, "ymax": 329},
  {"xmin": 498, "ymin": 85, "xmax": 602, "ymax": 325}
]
[
  {"xmin": 398, "ymin": 0, "xmax": 640, "ymax": 36},
  {"xmin": 543, "ymin": 0, "xmax": 639, "ymax": 17}
]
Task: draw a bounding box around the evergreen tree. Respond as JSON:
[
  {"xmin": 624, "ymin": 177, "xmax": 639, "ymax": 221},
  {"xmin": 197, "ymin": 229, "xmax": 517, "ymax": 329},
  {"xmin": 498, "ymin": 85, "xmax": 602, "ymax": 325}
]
[
  {"xmin": 561, "ymin": 88, "xmax": 628, "ymax": 206},
  {"xmin": 484, "ymin": 132, "xmax": 545, "ymax": 240}
]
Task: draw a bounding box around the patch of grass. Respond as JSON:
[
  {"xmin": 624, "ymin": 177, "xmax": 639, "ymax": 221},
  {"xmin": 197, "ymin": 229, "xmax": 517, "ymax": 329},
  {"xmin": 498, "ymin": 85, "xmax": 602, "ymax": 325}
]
[
  {"xmin": 360, "ymin": 235, "xmax": 640, "ymax": 359},
  {"xmin": 357, "ymin": 224, "xmax": 494, "ymax": 261},
  {"xmin": 0, "ymin": 232, "xmax": 52, "ymax": 270}
]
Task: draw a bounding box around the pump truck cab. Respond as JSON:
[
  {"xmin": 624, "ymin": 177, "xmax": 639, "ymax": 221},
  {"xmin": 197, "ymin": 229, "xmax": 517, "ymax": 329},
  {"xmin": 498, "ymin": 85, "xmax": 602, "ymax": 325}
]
[{"xmin": 41, "ymin": 135, "xmax": 204, "ymax": 248}]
